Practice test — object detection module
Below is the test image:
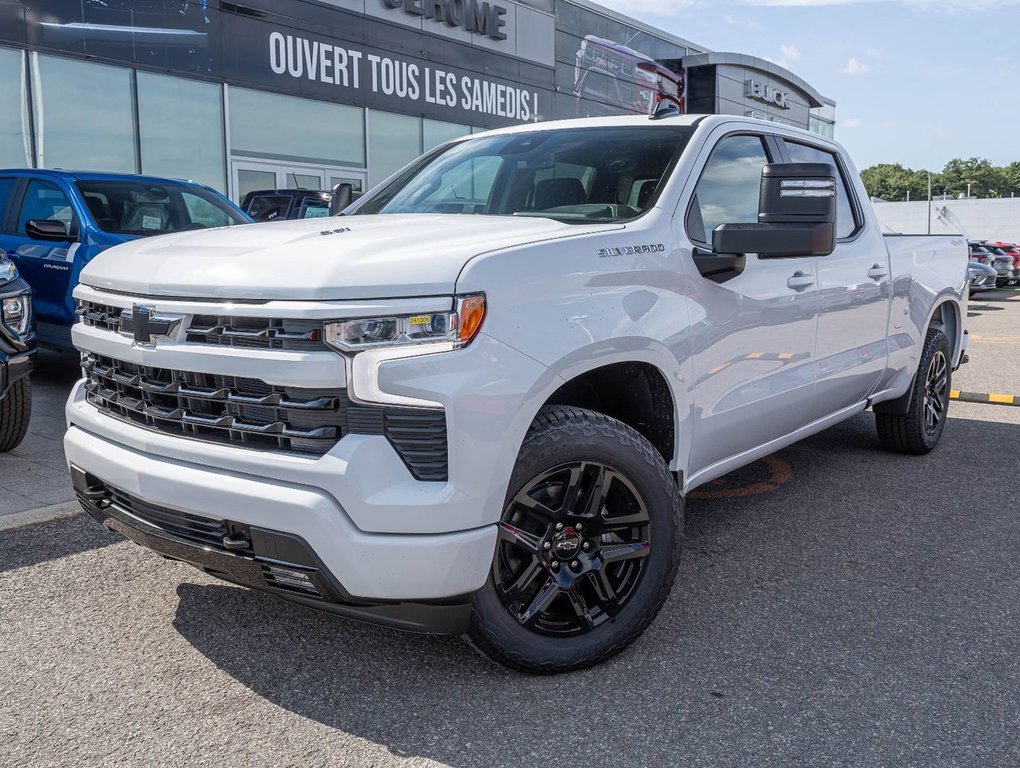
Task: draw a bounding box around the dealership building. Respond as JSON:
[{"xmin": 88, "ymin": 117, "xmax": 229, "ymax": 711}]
[{"xmin": 0, "ymin": 0, "xmax": 836, "ymax": 202}]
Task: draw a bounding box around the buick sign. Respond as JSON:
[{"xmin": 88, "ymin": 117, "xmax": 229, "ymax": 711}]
[{"xmin": 745, "ymin": 79, "xmax": 791, "ymax": 110}]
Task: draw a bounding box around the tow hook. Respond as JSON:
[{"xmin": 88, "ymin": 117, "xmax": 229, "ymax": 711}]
[{"xmin": 222, "ymin": 523, "xmax": 253, "ymax": 552}]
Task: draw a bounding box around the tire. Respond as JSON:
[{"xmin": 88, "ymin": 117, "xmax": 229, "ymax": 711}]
[
  {"xmin": 0, "ymin": 378, "xmax": 31, "ymax": 453},
  {"xmin": 876, "ymin": 328, "xmax": 951, "ymax": 455},
  {"xmin": 466, "ymin": 405, "xmax": 683, "ymax": 674}
]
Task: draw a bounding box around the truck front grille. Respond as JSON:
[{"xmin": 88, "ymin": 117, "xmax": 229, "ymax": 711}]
[
  {"xmin": 83, "ymin": 353, "xmax": 347, "ymax": 455},
  {"xmin": 77, "ymin": 301, "xmax": 124, "ymax": 333},
  {"xmin": 81, "ymin": 353, "xmax": 450, "ymax": 479},
  {"xmin": 185, "ymin": 315, "xmax": 327, "ymax": 351},
  {"xmin": 76, "ymin": 301, "xmax": 329, "ymax": 352}
]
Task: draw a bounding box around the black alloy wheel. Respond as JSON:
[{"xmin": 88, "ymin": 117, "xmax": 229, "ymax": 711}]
[
  {"xmin": 467, "ymin": 406, "xmax": 683, "ymax": 674},
  {"xmin": 494, "ymin": 461, "xmax": 651, "ymax": 636},
  {"xmin": 922, "ymin": 347, "xmax": 949, "ymax": 435}
]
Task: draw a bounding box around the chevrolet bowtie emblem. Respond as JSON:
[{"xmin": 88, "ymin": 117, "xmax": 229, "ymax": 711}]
[{"xmin": 119, "ymin": 306, "xmax": 183, "ymax": 346}]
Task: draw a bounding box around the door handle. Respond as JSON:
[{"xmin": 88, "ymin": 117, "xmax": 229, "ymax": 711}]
[
  {"xmin": 787, "ymin": 271, "xmax": 815, "ymax": 291},
  {"xmin": 867, "ymin": 264, "xmax": 889, "ymax": 280}
]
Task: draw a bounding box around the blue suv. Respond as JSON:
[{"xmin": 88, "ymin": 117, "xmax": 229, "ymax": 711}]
[{"xmin": 0, "ymin": 170, "xmax": 251, "ymax": 351}]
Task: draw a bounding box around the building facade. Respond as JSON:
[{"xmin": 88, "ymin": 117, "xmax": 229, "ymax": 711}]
[{"xmin": 0, "ymin": 0, "xmax": 835, "ymax": 201}]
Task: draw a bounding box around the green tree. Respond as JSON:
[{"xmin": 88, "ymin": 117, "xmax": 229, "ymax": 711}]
[
  {"xmin": 860, "ymin": 163, "xmax": 930, "ymax": 201},
  {"xmin": 939, "ymin": 157, "xmax": 1006, "ymax": 198},
  {"xmin": 1003, "ymin": 162, "xmax": 1020, "ymax": 197},
  {"xmin": 860, "ymin": 159, "xmax": 1020, "ymax": 200}
]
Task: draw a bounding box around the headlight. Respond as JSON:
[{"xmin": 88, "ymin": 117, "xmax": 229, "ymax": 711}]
[
  {"xmin": 324, "ymin": 294, "xmax": 486, "ymax": 352},
  {"xmin": 1, "ymin": 295, "xmax": 31, "ymax": 336}
]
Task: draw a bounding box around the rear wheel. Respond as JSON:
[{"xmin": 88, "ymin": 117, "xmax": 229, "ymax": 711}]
[
  {"xmin": 0, "ymin": 378, "xmax": 31, "ymax": 453},
  {"xmin": 466, "ymin": 406, "xmax": 683, "ymax": 674},
  {"xmin": 876, "ymin": 328, "xmax": 951, "ymax": 455}
]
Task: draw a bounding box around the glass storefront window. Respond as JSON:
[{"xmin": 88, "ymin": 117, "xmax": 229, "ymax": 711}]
[
  {"xmin": 137, "ymin": 71, "xmax": 226, "ymax": 191},
  {"xmin": 229, "ymin": 87, "xmax": 365, "ymax": 168},
  {"xmin": 0, "ymin": 47, "xmax": 31, "ymax": 167},
  {"xmin": 423, "ymin": 120, "xmax": 470, "ymax": 152},
  {"xmin": 367, "ymin": 111, "xmax": 422, "ymax": 188},
  {"xmin": 237, "ymin": 169, "xmax": 277, "ymax": 201},
  {"xmin": 31, "ymin": 53, "xmax": 136, "ymax": 173}
]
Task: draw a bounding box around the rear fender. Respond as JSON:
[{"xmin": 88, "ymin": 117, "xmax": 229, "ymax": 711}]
[{"xmin": 873, "ymin": 299, "xmax": 959, "ymax": 415}]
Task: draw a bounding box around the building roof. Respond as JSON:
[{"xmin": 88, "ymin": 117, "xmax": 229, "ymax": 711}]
[{"xmin": 681, "ymin": 51, "xmax": 828, "ymax": 109}]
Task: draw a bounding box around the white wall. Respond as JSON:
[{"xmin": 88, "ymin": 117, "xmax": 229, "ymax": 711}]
[{"xmin": 872, "ymin": 198, "xmax": 1020, "ymax": 243}]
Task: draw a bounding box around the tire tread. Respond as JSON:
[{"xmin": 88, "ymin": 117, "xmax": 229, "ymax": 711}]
[
  {"xmin": 0, "ymin": 378, "xmax": 31, "ymax": 453},
  {"xmin": 875, "ymin": 328, "xmax": 950, "ymax": 455}
]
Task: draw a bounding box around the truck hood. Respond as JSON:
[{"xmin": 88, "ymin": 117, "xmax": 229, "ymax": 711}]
[{"xmin": 79, "ymin": 214, "xmax": 620, "ymax": 301}]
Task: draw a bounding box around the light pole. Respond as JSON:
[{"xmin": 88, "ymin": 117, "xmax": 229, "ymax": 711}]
[{"xmin": 927, "ymin": 172, "xmax": 932, "ymax": 235}]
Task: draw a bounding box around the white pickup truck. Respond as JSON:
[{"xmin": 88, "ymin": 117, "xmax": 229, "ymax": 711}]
[{"xmin": 66, "ymin": 114, "xmax": 968, "ymax": 673}]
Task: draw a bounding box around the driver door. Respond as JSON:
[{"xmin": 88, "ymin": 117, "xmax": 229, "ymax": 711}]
[{"xmin": 679, "ymin": 132, "xmax": 820, "ymax": 479}]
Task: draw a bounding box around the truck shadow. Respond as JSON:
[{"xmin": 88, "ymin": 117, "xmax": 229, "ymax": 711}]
[
  {"xmin": 969, "ymin": 288, "xmax": 1020, "ymax": 305},
  {"xmin": 169, "ymin": 411, "xmax": 1020, "ymax": 767}
]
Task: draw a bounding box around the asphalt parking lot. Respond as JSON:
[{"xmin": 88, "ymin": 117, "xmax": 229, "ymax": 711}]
[{"xmin": 1, "ymin": 290, "xmax": 1018, "ymax": 767}]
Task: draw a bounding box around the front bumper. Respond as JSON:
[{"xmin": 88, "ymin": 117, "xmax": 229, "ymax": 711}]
[
  {"xmin": 64, "ymin": 424, "xmax": 497, "ymax": 603},
  {"xmin": 72, "ymin": 466, "xmax": 475, "ymax": 633},
  {"xmin": 969, "ymin": 273, "xmax": 997, "ymax": 291},
  {"xmin": 0, "ymin": 347, "xmax": 34, "ymax": 395}
]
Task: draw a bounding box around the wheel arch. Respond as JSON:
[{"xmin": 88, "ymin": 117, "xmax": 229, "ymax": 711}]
[
  {"xmin": 874, "ymin": 298, "xmax": 959, "ymax": 416},
  {"xmin": 925, "ymin": 298, "xmax": 964, "ymax": 367},
  {"xmin": 539, "ymin": 359, "xmax": 680, "ymax": 473}
]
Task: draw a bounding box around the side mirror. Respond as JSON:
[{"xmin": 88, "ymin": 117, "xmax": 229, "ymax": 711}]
[
  {"xmin": 330, "ymin": 183, "xmax": 354, "ymax": 215},
  {"xmin": 712, "ymin": 162, "xmax": 837, "ymax": 258},
  {"xmin": 25, "ymin": 219, "xmax": 72, "ymax": 242}
]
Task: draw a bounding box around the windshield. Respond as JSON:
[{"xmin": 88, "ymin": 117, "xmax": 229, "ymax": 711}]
[
  {"xmin": 351, "ymin": 125, "xmax": 695, "ymax": 224},
  {"xmin": 75, "ymin": 180, "xmax": 249, "ymax": 236}
]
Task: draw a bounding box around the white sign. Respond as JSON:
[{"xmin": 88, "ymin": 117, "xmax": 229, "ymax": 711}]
[
  {"xmin": 745, "ymin": 79, "xmax": 791, "ymax": 110},
  {"xmin": 268, "ymin": 31, "xmax": 539, "ymax": 121}
]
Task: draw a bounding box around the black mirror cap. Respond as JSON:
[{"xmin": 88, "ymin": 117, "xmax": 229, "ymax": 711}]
[
  {"xmin": 759, "ymin": 162, "xmax": 837, "ymax": 225},
  {"xmin": 713, "ymin": 221, "xmax": 836, "ymax": 258},
  {"xmin": 330, "ymin": 183, "xmax": 354, "ymax": 215},
  {"xmin": 25, "ymin": 219, "xmax": 71, "ymax": 242}
]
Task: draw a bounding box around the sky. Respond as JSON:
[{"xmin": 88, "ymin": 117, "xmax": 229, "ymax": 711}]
[{"xmin": 594, "ymin": 0, "xmax": 1020, "ymax": 172}]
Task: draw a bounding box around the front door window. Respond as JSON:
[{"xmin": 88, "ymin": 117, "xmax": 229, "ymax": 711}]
[{"xmin": 17, "ymin": 180, "xmax": 77, "ymax": 238}]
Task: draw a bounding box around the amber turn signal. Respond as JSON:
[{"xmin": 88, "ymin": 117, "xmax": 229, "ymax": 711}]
[{"xmin": 456, "ymin": 294, "xmax": 486, "ymax": 346}]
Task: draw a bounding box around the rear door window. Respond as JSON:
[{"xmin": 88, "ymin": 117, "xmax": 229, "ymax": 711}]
[
  {"xmin": 298, "ymin": 197, "xmax": 330, "ymax": 219},
  {"xmin": 782, "ymin": 140, "xmax": 859, "ymax": 239}
]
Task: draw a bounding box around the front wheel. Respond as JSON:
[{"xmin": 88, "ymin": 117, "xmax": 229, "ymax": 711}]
[
  {"xmin": 466, "ymin": 406, "xmax": 683, "ymax": 674},
  {"xmin": 0, "ymin": 378, "xmax": 31, "ymax": 453},
  {"xmin": 876, "ymin": 328, "xmax": 951, "ymax": 455}
]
